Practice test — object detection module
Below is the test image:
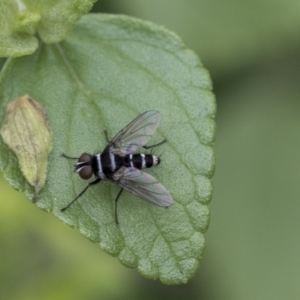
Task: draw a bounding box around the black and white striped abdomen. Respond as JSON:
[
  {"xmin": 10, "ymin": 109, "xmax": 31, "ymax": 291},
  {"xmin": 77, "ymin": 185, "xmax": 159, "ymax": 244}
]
[
  {"xmin": 92, "ymin": 152, "xmax": 160, "ymax": 179},
  {"xmin": 124, "ymin": 154, "xmax": 160, "ymax": 170}
]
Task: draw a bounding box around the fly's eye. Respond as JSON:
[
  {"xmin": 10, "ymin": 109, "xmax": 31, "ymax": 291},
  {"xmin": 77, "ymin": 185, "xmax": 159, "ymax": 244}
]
[
  {"xmin": 78, "ymin": 153, "xmax": 92, "ymax": 163},
  {"xmin": 79, "ymin": 165, "xmax": 93, "ymax": 180},
  {"xmin": 78, "ymin": 153, "xmax": 93, "ymax": 180}
]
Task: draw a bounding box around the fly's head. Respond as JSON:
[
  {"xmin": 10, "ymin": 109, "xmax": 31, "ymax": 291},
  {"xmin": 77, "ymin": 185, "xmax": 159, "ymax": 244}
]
[{"xmin": 75, "ymin": 153, "xmax": 93, "ymax": 180}]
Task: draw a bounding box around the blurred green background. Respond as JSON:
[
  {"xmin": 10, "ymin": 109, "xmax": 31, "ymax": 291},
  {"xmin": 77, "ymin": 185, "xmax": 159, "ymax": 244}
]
[{"xmin": 1, "ymin": 1, "xmax": 300, "ymax": 299}]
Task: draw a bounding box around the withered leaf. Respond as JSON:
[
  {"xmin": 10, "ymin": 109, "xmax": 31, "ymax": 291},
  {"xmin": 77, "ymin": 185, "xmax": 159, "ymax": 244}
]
[{"xmin": 0, "ymin": 95, "xmax": 52, "ymax": 199}]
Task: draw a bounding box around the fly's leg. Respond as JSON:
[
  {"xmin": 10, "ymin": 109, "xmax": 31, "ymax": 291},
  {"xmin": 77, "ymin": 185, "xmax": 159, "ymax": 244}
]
[
  {"xmin": 61, "ymin": 178, "xmax": 101, "ymax": 212},
  {"xmin": 104, "ymin": 130, "xmax": 110, "ymax": 143},
  {"xmin": 114, "ymin": 188, "xmax": 124, "ymax": 225},
  {"xmin": 61, "ymin": 153, "xmax": 78, "ymax": 159},
  {"xmin": 143, "ymin": 139, "xmax": 167, "ymax": 150}
]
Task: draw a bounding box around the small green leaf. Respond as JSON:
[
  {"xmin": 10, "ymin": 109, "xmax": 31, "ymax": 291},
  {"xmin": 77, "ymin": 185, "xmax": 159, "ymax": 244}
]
[
  {"xmin": 0, "ymin": 0, "xmax": 38, "ymax": 57},
  {"xmin": 0, "ymin": 0, "xmax": 96, "ymax": 57},
  {"xmin": 0, "ymin": 14, "xmax": 215, "ymax": 284},
  {"xmin": 22, "ymin": 0, "xmax": 97, "ymax": 43}
]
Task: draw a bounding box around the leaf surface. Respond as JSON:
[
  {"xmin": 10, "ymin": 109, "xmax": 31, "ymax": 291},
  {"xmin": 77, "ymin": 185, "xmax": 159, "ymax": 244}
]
[{"xmin": 0, "ymin": 14, "xmax": 215, "ymax": 284}]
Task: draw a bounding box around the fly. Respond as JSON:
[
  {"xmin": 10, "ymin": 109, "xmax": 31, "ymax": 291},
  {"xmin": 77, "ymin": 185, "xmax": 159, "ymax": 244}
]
[{"xmin": 61, "ymin": 110, "xmax": 173, "ymax": 225}]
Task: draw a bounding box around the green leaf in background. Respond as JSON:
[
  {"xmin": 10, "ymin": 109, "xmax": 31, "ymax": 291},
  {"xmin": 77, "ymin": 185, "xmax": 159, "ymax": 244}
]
[
  {"xmin": 0, "ymin": 0, "xmax": 96, "ymax": 57},
  {"xmin": 0, "ymin": 14, "xmax": 215, "ymax": 284},
  {"xmin": 111, "ymin": 0, "xmax": 300, "ymax": 78}
]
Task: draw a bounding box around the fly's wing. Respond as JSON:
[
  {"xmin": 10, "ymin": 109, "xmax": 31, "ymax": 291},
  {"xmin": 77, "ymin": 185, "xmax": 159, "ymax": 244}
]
[
  {"xmin": 111, "ymin": 167, "xmax": 173, "ymax": 207},
  {"xmin": 105, "ymin": 111, "xmax": 161, "ymax": 155}
]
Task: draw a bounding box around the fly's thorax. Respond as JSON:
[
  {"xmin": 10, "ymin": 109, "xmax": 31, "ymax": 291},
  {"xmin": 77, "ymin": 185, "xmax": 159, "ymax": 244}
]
[
  {"xmin": 94, "ymin": 153, "xmax": 105, "ymax": 179},
  {"xmin": 94, "ymin": 151, "xmax": 124, "ymax": 179},
  {"xmin": 91, "ymin": 154, "xmax": 101, "ymax": 177},
  {"xmin": 124, "ymin": 153, "xmax": 160, "ymax": 169}
]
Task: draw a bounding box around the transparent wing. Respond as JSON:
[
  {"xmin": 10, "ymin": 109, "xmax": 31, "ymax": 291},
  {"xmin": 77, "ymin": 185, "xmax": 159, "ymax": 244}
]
[
  {"xmin": 111, "ymin": 167, "xmax": 173, "ymax": 207},
  {"xmin": 105, "ymin": 111, "xmax": 161, "ymax": 155}
]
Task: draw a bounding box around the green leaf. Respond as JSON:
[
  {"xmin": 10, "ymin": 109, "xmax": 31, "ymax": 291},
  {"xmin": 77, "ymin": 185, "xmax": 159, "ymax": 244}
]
[
  {"xmin": 0, "ymin": 0, "xmax": 38, "ymax": 57},
  {"xmin": 22, "ymin": 0, "xmax": 97, "ymax": 43},
  {"xmin": 0, "ymin": 0, "xmax": 96, "ymax": 57},
  {"xmin": 0, "ymin": 14, "xmax": 215, "ymax": 284}
]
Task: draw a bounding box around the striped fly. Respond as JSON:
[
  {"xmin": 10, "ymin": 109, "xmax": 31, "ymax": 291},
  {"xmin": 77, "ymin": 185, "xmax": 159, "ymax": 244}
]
[{"xmin": 61, "ymin": 110, "xmax": 173, "ymax": 225}]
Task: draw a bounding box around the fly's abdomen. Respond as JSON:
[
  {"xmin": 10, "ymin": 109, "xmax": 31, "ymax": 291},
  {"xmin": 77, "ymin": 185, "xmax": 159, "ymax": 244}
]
[{"xmin": 124, "ymin": 154, "xmax": 160, "ymax": 170}]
